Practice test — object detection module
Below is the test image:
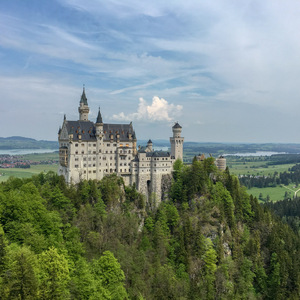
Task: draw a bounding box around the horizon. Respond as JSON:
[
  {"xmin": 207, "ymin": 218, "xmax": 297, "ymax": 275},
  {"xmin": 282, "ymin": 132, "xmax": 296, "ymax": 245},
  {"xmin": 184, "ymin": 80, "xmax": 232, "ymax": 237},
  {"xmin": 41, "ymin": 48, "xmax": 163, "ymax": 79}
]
[
  {"xmin": 2, "ymin": 1, "xmax": 300, "ymax": 143},
  {"xmin": 2, "ymin": 135, "xmax": 300, "ymax": 146}
]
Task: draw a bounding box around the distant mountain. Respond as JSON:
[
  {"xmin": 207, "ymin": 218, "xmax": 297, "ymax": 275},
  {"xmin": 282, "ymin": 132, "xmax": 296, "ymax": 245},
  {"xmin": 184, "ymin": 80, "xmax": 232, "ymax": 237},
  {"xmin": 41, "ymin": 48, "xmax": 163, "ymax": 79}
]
[{"xmin": 0, "ymin": 136, "xmax": 58, "ymax": 150}]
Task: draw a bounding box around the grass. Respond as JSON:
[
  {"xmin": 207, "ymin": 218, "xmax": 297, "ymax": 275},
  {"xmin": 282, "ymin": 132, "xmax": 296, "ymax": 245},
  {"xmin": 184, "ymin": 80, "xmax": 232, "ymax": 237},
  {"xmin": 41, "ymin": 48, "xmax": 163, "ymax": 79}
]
[
  {"xmin": 21, "ymin": 152, "xmax": 59, "ymax": 162},
  {"xmin": 247, "ymin": 184, "xmax": 297, "ymax": 202},
  {"xmin": 0, "ymin": 164, "xmax": 58, "ymax": 182}
]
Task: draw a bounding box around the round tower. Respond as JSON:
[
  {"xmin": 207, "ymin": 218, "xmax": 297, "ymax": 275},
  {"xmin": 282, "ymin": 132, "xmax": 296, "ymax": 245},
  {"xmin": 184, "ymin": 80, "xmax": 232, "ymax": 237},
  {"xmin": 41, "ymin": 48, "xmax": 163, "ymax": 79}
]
[
  {"xmin": 170, "ymin": 122, "xmax": 184, "ymax": 160},
  {"xmin": 78, "ymin": 86, "xmax": 90, "ymax": 121},
  {"xmin": 146, "ymin": 139, "xmax": 153, "ymax": 152}
]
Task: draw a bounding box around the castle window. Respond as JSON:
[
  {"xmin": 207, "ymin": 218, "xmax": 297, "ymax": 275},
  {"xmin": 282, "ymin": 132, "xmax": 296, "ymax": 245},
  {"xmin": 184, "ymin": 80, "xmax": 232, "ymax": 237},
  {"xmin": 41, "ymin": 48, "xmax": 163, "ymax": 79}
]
[
  {"xmin": 89, "ymin": 171, "xmax": 91, "ymax": 174},
  {"xmin": 83, "ymin": 157, "xmax": 86, "ymax": 161},
  {"xmin": 75, "ymin": 158, "xmax": 79, "ymax": 161},
  {"xmin": 81, "ymin": 143, "xmax": 84, "ymax": 146},
  {"xmin": 93, "ymin": 157, "xmax": 96, "ymax": 161},
  {"xmin": 75, "ymin": 144, "xmax": 78, "ymax": 147},
  {"xmin": 84, "ymin": 171, "xmax": 86, "ymax": 174},
  {"xmin": 75, "ymin": 151, "xmax": 78, "ymax": 154},
  {"xmin": 110, "ymin": 157, "xmax": 112, "ymax": 160},
  {"xmin": 93, "ymin": 164, "xmax": 95, "ymax": 167},
  {"xmin": 120, "ymin": 169, "xmax": 122, "ymax": 172},
  {"xmin": 84, "ymin": 164, "xmax": 86, "ymax": 167},
  {"xmin": 110, "ymin": 151, "xmax": 112, "ymax": 153},
  {"xmin": 93, "ymin": 144, "xmax": 96, "ymax": 147},
  {"xmin": 128, "ymin": 150, "xmax": 131, "ymax": 153},
  {"xmin": 99, "ymin": 150, "xmax": 101, "ymax": 153},
  {"xmin": 113, "ymin": 144, "xmax": 117, "ymax": 146},
  {"xmin": 75, "ymin": 164, "xmax": 79, "ymax": 168},
  {"xmin": 81, "ymin": 151, "xmax": 84, "ymax": 154},
  {"xmin": 107, "ymin": 143, "xmax": 110, "ymax": 147},
  {"xmin": 88, "ymin": 164, "xmax": 91, "ymax": 167},
  {"xmin": 93, "ymin": 151, "xmax": 96, "ymax": 154},
  {"xmin": 93, "ymin": 170, "xmax": 96, "ymax": 173},
  {"xmin": 99, "ymin": 163, "xmax": 101, "ymax": 166},
  {"xmin": 88, "ymin": 151, "xmax": 91, "ymax": 154},
  {"xmin": 120, "ymin": 163, "xmax": 122, "ymax": 166}
]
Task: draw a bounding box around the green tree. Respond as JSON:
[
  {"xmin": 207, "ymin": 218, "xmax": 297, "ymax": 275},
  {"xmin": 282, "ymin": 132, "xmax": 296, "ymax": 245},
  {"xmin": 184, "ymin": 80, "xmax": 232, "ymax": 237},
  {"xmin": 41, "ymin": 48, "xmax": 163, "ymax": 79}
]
[
  {"xmin": 92, "ymin": 250, "xmax": 128, "ymax": 300},
  {"xmin": 0, "ymin": 245, "xmax": 39, "ymax": 300},
  {"xmin": 39, "ymin": 247, "xmax": 70, "ymax": 300}
]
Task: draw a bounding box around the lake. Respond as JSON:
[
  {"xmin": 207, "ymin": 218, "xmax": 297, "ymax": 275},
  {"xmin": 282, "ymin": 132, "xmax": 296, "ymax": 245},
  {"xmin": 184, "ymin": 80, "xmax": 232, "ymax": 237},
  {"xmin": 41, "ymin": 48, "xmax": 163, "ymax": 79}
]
[
  {"xmin": 224, "ymin": 151, "xmax": 287, "ymax": 157},
  {"xmin": 0, "ymin": 149, "xmax": 57, "ymax": 155}
]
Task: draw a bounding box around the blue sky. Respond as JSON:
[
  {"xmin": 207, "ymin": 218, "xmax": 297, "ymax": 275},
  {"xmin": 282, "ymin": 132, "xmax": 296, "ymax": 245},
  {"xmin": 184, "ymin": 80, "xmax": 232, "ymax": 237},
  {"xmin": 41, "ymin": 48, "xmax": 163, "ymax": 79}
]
[{"xmin": 1, "ymin": 0, "xmax": 300, "ymax": 143}]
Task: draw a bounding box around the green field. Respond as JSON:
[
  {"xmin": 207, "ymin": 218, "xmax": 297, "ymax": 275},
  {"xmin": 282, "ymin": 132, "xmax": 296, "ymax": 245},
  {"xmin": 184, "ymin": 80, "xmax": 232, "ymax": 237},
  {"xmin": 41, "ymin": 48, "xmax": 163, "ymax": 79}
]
[
  {"xmin": 228, "ymin": 161, "xmax": 295, "ymax": 177},
  {"xmin": 247, "ymin": 184, "xmax": 298, "ymax": 202},
  {"xmin": 0, "ymin": 164, "xmax": 58, "ymax": 182},
  {"xmin": 0, "ymin": 152, "xmax": 59, "ymax": 182}
]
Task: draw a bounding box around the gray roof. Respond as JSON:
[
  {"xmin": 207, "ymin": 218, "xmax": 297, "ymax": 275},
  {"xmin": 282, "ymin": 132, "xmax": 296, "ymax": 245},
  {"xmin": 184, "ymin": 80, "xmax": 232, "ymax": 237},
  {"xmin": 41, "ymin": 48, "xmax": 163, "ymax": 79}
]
[
  {"xmin": 146, "ymin": 151, "xmax": 170, "ymax": 158},
  {"xmin": 65, "ymin": 120, "xmax": 134, "ymax": 142},
  {"xmin": 80, "ymin": 88, "xmax": 88, "ymax": 105},
  {"xmin": 173, "ymin": 122, "xmax": 182, "ymax": 129},
  {"xmin": 103, "ymin": 123, "xmax": 134, "ymax": 141},
  {"xmin": 96, "ymin": 108, "xmax": 103, "ymax": 124}
]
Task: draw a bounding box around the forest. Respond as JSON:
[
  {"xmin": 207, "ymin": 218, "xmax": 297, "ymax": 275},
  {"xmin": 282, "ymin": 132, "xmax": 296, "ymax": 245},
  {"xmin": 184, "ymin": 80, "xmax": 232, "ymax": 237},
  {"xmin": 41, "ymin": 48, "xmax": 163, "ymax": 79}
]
[
  {"xmin": 0, "ymin": 157, "xmax": 300, "ymax": 299},
  {"xmin": 239, "ymin": 163, "xmax": 300, "ymax": 188}
]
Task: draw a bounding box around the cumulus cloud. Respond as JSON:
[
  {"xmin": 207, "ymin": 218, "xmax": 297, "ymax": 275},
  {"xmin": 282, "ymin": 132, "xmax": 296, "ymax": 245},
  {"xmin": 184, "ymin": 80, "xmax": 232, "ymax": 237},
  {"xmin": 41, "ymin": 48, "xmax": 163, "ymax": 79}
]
[{"xmin": 112, "ymin": 96, "xmax": 182, "ymax": 122}]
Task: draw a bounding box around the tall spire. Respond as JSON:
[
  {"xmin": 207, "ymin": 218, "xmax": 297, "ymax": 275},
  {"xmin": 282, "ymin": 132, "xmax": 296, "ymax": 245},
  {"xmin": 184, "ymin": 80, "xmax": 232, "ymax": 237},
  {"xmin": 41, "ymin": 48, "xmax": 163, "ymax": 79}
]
[
  {"xmin": 80, "ymin": 85, "xmax": 88, "ymax": 105},
  {"xmin": 96, "ymin": 107, "xmax": 103, "ymax": 124},
  {"xmin": 78, "ymin": 85, "xmax": 90, "ymax": 121}
]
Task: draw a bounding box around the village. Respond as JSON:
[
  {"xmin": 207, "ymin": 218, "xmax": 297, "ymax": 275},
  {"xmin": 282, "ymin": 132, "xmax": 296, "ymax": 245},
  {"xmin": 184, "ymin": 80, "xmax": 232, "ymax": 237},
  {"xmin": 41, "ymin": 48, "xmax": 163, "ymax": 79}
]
[{"xmin": 0, "ymin": 154, "xmax": 58, "ymax": 169}]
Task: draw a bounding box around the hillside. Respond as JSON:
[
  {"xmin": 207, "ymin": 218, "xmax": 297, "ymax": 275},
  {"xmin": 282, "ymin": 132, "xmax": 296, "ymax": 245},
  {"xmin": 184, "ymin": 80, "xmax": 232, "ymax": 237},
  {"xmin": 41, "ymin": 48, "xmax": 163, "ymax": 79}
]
[
  {"xmin": 0, "ymin": 158, "xmax": 299, "ymax": 299},
  {"xmin": 0, "ymin": 136, "xmax": 58, "ymax": 150}
]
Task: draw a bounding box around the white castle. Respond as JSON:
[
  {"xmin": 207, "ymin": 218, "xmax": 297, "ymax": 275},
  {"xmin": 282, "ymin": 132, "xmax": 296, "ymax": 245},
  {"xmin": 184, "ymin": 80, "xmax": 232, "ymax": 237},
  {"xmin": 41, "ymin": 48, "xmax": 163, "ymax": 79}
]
[{"xmin": 58, "ymin": 88, "xmax": 184, "ymax": 201}]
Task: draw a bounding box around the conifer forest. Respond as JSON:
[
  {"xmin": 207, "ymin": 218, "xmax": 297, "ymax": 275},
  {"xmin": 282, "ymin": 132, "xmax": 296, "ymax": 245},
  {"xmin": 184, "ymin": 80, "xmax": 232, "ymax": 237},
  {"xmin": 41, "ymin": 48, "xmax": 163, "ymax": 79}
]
[{"xmin": 0, "ymin": 157, "xmax": 300, "ymax": 299}]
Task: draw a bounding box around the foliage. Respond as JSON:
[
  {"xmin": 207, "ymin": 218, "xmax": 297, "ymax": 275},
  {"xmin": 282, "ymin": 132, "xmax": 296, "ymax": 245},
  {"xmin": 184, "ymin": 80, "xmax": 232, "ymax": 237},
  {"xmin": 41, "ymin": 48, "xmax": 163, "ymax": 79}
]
[{"xmin": 0, "ymin": 161, "xmax": 299, "ymax": 299}]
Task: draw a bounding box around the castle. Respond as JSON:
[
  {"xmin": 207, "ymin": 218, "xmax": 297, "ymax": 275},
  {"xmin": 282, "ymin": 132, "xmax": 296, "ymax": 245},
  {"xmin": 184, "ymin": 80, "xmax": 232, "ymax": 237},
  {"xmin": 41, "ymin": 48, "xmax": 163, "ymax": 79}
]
[{"xmin": 58, "ymin": 88, "xmax": 184, "ymax": 202}]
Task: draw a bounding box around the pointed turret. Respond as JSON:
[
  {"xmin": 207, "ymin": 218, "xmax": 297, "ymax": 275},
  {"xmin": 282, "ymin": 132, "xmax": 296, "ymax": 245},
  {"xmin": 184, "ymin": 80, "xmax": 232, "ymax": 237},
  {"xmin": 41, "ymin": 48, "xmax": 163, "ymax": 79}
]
[
  {"xmin": 80, "ymin": 86, "xmax": 88, "ymax": 105},
  {"xmin": 95, "ymin": 107, "xmax": 103, "ymax": 139},
  {"xmin": 78, "ymin": 86, "xmax": 90, "ymax": 121},
  {"xmin": 96, "ymin": 107, "xmax": 103, "ymax": 124}
]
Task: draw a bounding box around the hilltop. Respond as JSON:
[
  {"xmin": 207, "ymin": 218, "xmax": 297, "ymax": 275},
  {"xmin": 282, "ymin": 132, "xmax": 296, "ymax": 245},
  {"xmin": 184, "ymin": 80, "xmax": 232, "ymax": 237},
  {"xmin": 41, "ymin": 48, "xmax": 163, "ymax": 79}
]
[
  {"xmin": 0, "ymin": 136, "xmax": 58, "ymax": 150},
  {"xmin": 0, "ymin": 159, "xmax": 299, "ymax": 298}
]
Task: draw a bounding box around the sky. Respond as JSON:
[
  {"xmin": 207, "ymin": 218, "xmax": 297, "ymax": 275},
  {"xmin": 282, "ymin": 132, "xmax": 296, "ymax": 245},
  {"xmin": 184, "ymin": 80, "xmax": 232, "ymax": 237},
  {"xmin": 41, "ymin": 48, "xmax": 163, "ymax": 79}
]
[{"xmin": 1, "ymin": 0, "xmax": 300, "ymax": 143}]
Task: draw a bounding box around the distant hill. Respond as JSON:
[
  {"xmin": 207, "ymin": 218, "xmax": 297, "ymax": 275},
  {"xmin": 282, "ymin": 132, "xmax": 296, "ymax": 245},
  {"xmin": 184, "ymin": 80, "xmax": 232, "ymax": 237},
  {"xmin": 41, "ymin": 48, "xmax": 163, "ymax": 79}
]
[{"xmin": 0, "ymin": 136, "xmax": 58, "ymax": 150}]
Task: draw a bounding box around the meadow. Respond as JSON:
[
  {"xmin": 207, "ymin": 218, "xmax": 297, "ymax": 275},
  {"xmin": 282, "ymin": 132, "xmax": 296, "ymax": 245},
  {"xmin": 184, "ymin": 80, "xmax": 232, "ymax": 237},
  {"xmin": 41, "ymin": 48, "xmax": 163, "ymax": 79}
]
[{"xmin": 0, "ymin": 152, "xmax": 58, "ymax": 182}]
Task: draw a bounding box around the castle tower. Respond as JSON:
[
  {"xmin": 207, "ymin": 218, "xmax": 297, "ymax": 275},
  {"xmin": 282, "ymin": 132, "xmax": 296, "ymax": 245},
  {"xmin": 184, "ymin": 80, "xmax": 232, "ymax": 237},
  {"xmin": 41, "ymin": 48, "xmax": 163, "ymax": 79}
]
[
  {"xmin": 78, "ymin": 86, "xmax": 90, "ymax": 121},
  {"xmin": 95, "ymin": 107, "xmax": 103, "ymax": 138},
  {"xmin": 146, "ymin": 139, "xmax": 153, "ymax": 152},
  {"xmin": 170, "ymin": 122, "xmax": 184, "ymax": 160},
  {"xmin": 132, "ymin": 131, "xmax": 137, "ymax": 155}
]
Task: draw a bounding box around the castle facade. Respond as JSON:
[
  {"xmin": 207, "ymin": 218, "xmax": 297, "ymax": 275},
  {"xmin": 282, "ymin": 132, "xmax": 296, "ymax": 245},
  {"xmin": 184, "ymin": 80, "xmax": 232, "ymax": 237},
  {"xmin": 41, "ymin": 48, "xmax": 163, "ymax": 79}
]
[{"xmin": 58, "ymin": 88, "xmax": 183, "ymax": 201}]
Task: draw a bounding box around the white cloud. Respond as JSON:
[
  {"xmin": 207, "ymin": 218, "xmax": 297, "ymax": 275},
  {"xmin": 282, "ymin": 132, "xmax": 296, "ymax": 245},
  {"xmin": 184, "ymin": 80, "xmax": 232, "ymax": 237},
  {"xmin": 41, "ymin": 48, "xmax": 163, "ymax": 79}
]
[{"xmin": 112, "ymin": 96, "xmax": 182, "ymax": 122}]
